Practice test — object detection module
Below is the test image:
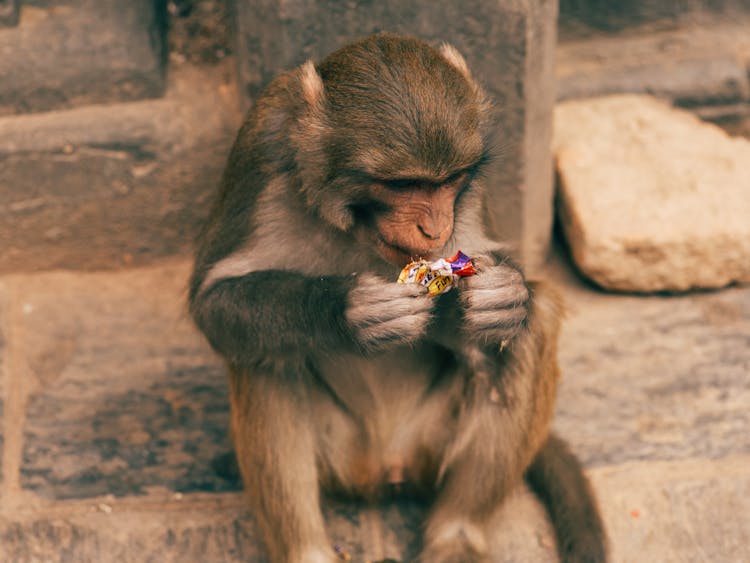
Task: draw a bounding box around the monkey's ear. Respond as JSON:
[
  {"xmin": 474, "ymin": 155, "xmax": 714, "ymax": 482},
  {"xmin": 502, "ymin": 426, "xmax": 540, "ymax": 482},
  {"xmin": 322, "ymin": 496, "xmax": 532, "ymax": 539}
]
[
  {"xmin": 292, "ymin": 61, "xmax": 356, "ymax": 232},
  {"xmin": 299, "ymin": 60, "xmax": 325, "ymax": 109},
  {"xmin": 316, "ymin": 191, "xmax": 355, "ymax": 232},
  {"xmin": 439, "ymin": 43, "xmax": 473, "ymax": 80},
  {"xmin": 439, "ymin": 43, "xmax": 493, "ymax": 128}
]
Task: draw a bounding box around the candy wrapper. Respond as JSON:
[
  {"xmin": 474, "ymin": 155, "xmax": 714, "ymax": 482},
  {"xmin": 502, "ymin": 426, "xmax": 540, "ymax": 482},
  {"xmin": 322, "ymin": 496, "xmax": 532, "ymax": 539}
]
[{"xmin": 397, "ymin": 251, "xmax": 477, "ymax": 296}]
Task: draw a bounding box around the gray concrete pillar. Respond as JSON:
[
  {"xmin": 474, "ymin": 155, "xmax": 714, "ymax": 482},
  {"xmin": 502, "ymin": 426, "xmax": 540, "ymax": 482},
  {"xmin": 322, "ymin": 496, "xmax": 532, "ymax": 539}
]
[
  {"xmin": 234, "ymin": 0, "xmax": 559, "ymax": 273},
  {"xmin": 0, "ymin": 0, "xmax": 18, "ymax": 27}
]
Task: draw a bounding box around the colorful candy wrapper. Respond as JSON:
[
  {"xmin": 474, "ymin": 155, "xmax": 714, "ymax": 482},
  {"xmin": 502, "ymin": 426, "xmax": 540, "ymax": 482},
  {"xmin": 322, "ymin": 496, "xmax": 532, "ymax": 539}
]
[{"xmin": 397, "ymin": 250, "xmax": 476, "ymax": 296}]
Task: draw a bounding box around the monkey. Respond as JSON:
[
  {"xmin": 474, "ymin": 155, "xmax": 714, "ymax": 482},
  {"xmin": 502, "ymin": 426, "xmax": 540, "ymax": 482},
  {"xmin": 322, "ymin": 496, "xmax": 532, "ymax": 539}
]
[{"xmin": 189, "ymin": 33, "xmax": 607, "ymax": 563}]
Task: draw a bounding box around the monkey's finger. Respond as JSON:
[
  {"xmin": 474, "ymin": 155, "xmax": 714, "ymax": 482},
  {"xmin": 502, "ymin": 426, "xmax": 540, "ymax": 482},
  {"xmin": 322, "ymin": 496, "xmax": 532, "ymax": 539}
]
[
  {"xmin": 347, "ymin": 292, "xmax": 433, "ymax": 329},
  {"xmin": 463, "ymin": 284, "xmax": 529, "ymax": 310},
  {"xmin": 347, "ymin": 296, "xmax": 429, "ymax": 324},
  {"xmin": 357, "ymin": 312, "xmax": 431, "ymax": 349},
  {"xmin": 465, "ymin": 307, "xmax": 527, "ymax": 332},
  {"xmin": 350, "ymin": 277, "xmax": 427, "ymax": 307},
  {"xmin": 466, "ymin": 266, "xmax": 525, "ymax": 290}
]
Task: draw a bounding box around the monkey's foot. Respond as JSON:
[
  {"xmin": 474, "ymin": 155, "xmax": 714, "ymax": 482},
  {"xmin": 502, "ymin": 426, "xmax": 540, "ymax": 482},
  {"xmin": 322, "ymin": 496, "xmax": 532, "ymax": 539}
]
[
  {"xmin": 420, "ymin": 520, "xmax": 490, "ymax": 563},
  {"xmin": 333, "ymin": 543, "xmax": 352, "ymax": 561},
  {"xmin": 417, "ymin": 545, "xmax": 489, "ymax": 563}
]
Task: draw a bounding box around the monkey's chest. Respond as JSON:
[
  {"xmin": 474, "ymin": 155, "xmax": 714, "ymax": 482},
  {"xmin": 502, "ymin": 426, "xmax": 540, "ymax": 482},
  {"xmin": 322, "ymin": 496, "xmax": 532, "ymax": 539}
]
[{"xmin": 312, "ymin": 344, "xmax": 460, "ymax": 494}]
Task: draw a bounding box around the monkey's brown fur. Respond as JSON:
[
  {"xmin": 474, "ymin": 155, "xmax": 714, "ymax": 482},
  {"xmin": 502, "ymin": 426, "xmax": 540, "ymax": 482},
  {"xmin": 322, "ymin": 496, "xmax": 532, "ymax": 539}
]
[{"xmin": 190, "ymin": 33, "xmax": 607, "ymax": 563}]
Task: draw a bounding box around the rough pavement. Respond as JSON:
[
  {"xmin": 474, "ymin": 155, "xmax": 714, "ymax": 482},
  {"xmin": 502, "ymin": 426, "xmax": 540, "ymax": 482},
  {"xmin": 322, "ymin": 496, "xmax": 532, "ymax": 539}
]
[{"xmin": 0, "ymin": 255, "xmax": 747, "ymax": 561}]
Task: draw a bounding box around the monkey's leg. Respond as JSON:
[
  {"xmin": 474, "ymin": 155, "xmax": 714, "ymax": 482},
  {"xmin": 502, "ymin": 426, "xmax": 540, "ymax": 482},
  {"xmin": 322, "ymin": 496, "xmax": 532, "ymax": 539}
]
[
  {"xmin": 419, "ymin": 401, "xmax": 528, "ymax": 563},
  {"xmin": 526, "ymin": 433, "xmax": 608, "ymax": 563},
  {"xmin": 230, "ymin": 373, "xmax": 337, "ymax": 563},
  {"xmin": 420, "ymin": 283, "xmax": 564, "ymax": 563}
]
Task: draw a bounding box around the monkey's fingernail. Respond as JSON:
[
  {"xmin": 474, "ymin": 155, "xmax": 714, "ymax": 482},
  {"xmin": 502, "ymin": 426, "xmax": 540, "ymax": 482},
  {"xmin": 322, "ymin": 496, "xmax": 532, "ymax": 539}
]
[{"xmin": 334, "ymin": 544, "xmax": 352, "ymax": 560}]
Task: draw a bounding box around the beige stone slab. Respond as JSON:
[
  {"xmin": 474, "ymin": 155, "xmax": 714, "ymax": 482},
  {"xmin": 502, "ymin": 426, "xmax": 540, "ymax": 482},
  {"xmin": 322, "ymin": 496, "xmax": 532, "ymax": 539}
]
[{"xmin": 554, "ymin": 94, "xmax": 750, "ymax": 292}]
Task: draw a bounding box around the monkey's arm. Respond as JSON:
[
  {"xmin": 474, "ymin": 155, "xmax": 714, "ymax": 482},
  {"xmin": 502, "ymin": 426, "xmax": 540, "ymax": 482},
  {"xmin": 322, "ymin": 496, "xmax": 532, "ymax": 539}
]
[{"xmin": 191, "ymin": 270, "xmax": 433, "ymax": 366}]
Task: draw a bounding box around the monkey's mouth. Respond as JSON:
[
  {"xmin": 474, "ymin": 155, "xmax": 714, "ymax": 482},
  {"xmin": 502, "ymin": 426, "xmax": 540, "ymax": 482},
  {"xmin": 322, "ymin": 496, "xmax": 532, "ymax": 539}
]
[{"xmin": 376, "ymin": 237, "xmax": 432, "ymax": 266}]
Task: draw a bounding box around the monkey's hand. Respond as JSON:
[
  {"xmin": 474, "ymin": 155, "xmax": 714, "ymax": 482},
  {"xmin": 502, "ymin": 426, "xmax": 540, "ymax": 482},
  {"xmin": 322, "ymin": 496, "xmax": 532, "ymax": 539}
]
[
  {"xmin": 346, "ymin": 274, "xmax": 434, "ymax": 352},
  {"xmin": 460, "ymin": 260, "xmax": 530, "ymax": 346}
]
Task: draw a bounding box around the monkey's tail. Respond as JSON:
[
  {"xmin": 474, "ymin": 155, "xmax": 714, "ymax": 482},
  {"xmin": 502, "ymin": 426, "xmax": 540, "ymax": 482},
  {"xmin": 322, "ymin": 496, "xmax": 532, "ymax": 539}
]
[{"xmin": 525, "ymin": 433, "xmax": 608, "ymax": 563}]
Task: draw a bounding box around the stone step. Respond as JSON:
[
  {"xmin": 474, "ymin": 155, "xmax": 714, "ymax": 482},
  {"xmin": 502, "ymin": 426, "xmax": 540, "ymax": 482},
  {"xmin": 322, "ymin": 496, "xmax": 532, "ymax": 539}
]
[
  {"xmin": 559, "ymin": 0, "xmax": 750, "ymax": 37},
  {"xmin": 557, "ymin": 16, "xmax": 750, "ymax": 105},
  {"xmin": 0, "ymin": 61, "xmax": 240, "ymax": 273},
  {"xmin": 0, "ymin": 0, "xmax": 165, "ymax": 116},
  {"xmin": 1, "ymin": 457, "xmax": 747, "ymax": 562},
  {"xmin": 0, "ymin": 256, "xmax": 747, "ymax": 560}
]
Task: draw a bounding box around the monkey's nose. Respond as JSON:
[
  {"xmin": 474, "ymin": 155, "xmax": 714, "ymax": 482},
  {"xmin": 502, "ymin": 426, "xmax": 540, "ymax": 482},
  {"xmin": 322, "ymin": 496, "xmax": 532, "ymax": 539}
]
[{"xmin": 417, "ymin": 221, "xmax": 451, "ymax": 242}]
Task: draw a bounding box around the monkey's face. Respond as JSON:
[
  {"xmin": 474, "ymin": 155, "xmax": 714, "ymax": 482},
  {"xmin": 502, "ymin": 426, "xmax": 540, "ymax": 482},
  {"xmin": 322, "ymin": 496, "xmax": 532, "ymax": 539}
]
[
  {"xmin": 299, "ymin": 34, "xmax": 492, "ymax": 265},
  {"xmin": 362, "ymin": 172, "xmax": 471, "ymax": 265}
]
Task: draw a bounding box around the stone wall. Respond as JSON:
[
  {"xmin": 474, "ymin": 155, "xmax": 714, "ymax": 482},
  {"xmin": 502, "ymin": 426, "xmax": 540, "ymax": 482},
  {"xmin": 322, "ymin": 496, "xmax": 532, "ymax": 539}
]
[
  {"xmin": 0, "ymin": 0, "xmax": 560, "ymax": 275},
  {"xmin": 0, "ymin": 1, "xmax": 240, "ymax": 273},
  {"xmin": 3, "ymin": 0, "xmax": 746, "ymax": 275}
]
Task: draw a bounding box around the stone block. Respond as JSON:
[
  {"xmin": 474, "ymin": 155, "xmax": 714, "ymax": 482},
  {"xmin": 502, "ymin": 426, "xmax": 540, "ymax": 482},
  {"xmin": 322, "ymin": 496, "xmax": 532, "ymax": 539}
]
[
  {"xmin": 0, "ymin": 0, "xmax": 18, "ymax": 27},
  {"xmin": 556, "ymin": 19, "xmax": 750, "ymax": 105},
  {"xmin": 559, "ymin": 0, "xmax": 750, "ymax": 33},
  {"xmin": 234, "ymin": 0, "xmax": 559, "ymax": 273},
  {"xmin": 10, "ymin": 263, "xmax": 241, "ymax": 499},
  {"xmin": 0, "ymin": 63, "xmax": 240, "ymax": 273},
  {"xmin": 0, "ymin": 0, "xmax": 165, "ymax": 115},
  {"xmin": 554, "ymin": 95, "xmax": 750, "ymax": 292}
]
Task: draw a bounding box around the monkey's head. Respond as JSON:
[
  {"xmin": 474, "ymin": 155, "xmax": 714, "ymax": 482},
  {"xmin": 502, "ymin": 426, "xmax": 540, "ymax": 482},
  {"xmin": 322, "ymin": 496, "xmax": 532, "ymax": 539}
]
[{"xmin": 291, "ymin": 33, "xmax": 492, "ymax": 266}]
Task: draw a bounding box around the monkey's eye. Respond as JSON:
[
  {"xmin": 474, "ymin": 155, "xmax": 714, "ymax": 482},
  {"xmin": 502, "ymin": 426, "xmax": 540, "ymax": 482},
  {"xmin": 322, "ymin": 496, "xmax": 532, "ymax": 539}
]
[
  {"xmin": 350, "ymin": 200, "xmax": 390, "ymax": 224},
  {"xmin": 446, "ymin": 171, "xmax": 469, "ymax": 186},
  {"xmin": 384, "ymin": 178, "xmax": 417, "ymax": 191}
]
